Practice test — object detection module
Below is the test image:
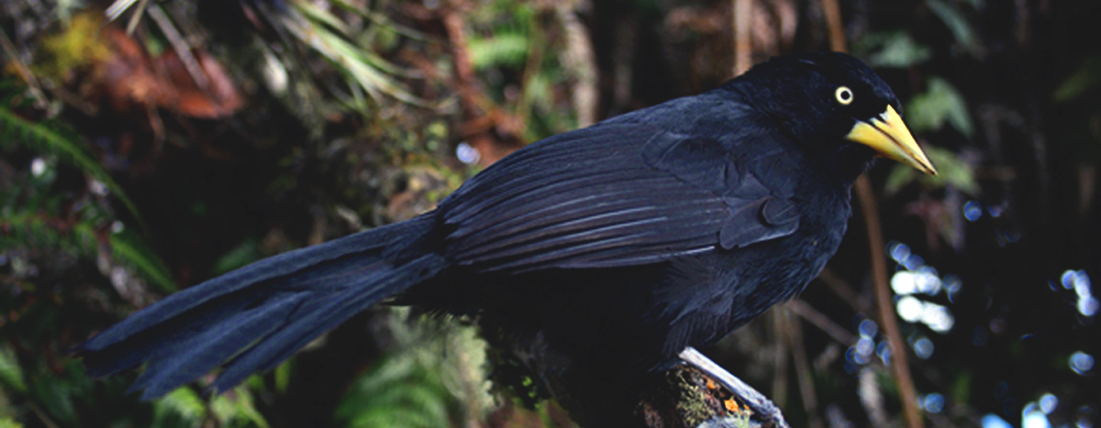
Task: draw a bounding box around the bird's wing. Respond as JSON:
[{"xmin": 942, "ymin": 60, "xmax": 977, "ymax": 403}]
[{"xmin": 438, "ymin": 122, "xmax": 800, "ymax": 273}]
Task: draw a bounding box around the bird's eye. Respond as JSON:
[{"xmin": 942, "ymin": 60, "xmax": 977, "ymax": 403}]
[{"xmin": 835, "ymin": 86, "xmax": 854, "ymax": 105}]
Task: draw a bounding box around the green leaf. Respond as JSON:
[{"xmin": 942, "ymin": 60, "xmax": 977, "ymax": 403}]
[
  {"xmin": 274, "ymin": 360, "xmax": 292, "ymax": 394},
  {"xmin": 854, "ymin": 32, "xmax": 932, "ymax": 68},
  {"xmin": 885, "ymin": 166, "xmax": 919, "ymax": 196},
  {"xmin": 906, "ymin": 77, "xmax": 973, "ymax": 138},
  {"xmin": 885, "ymin": 146, "xmax": 978, "ymax": 195},
  {"xmin": 1053, "ymin": 55, "xmax": 1101, "ymax": 102},
  {"xmin": 28, "ymin": 374, "xmax": 78, "ymax": 425},
  {"xmin": 925, "ymin": 0, "xmax": 982, "ymax": 56},
  {"xmin": 292, "ymin": 0, "xmax": 350, "ymax": 35},
  {"xmin": 211, "ymin": 239, "xmax": 262, "ymax": 276},
  {"xmin": 952, "ymin": 371, "xmax": 972, "ymax": 407},
  {"xmin": 468, "ymin": 33, "xmax": 529, "ymax": 70},
  {"xmin": 0, "ymin": 344, "xmax": 26, "ymax": 394},
  {"xmin": 152, "ymin": 388, "xmax": 206, "ymax": 428},
  {"xmin": 277, "ymin": 11, "xmax": 425, "ymax": 106},
  {"xmin": 210, "ymin": 386, "xmax": 269, "ymax": 428}
]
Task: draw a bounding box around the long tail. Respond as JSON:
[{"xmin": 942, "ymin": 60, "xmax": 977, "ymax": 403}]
[{"xmin": 77, "ymin": 214, "xmax": 447, "ymax": 399}]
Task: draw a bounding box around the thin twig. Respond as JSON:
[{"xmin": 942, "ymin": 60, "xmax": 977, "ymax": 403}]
[
  {"xmin": 28, "ymin": 403, "xmax": 61, "ymax": 428},
  {"xmin": 105, "ymin": 0, "xmax": 139, "ymax": 22},
  {"xmin": 784, "ymin": 299, "xmax": 858, "ymax": 346},
  {"xmin": 0, "ymin": 30, "xmax": 48, "ymax": 109},
  {"xmin": 124, "ymin": 0, "xmax": 150, "ymax": 35},
  {"xmin": 858, "ymin": 366, "xmax": 890, "ymax": 427},
  {"xmin": 733, "ymin": 0, "xmax": 753, "ymax": 76},
  {"xmin": 855, "ymin": 176, "xmax": 924, "ymax": 428},
  {"xmin": 771, "ymin": 309, "xmax": 790, "ymax": 408},
  {"xmin": 554, "ymin": 0, "xmax": 598, "ymax": 128},
  {"xmin": 787, "ymin": 308, "xmax": 823, "ymax": 428},
  {"xmin": 819, "ymin": 0, "xmax": 923, "ymax": 423},
  {"xmin": 819, "ymin": 0, "xmax": 846, "ymax": 52},
  {"xmin": 441, "ymin": 1, "xmax": 480, "ymax": 115},
  {"xmin": 817, "ymin": 267, "xmax": 869, "ymax": 313},
  {"xmin": 514, "ymin": 9, "xmax": 543, "ymax": 136},
  {"xmin": 441, "ymin": 0, "xmax": 514, "ymax": 166},
  {"xmin": 147, "ymin": 4, "xmax": 210, "ymax": 92}
]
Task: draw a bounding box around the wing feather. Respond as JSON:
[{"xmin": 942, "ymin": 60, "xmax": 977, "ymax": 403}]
[{"xmin": 439, "ymin": 122, "xmax": 799, "ymax": 273}]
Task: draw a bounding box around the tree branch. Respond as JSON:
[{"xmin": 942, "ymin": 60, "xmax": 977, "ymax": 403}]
[{"xmin": 855, "ymin": 177, "xmax": 924, "ymax": 428}]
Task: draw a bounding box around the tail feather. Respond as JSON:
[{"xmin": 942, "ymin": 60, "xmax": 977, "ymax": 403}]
[
  {"xmin": 77, "ymin": 215, "xmax": 446, "ymax": 399},
  {"xmin": 81, "ymin": 287, "xmax": 267, "ymax": 378},
  {"xmin": 126, "ymin": 291, "xmax": 308, "ymax": 397},
  {"xmin": 209, "ymin": 253, "xmax": 445, "ymax": 395}
]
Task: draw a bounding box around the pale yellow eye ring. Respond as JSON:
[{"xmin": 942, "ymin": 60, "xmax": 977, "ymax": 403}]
[{"xmin": 835, "ymin": 86, "xmax": 854, "ymax": 105}]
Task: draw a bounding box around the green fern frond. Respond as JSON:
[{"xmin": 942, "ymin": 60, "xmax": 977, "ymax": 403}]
[
  {"xmin": 106, "ymin": 227, "xmax": 175, "ymax": 292},
  {"xmin": 335, "ymin": 350, "xmax": 456, "ymax": 428},
  {"xmin": 0, "ymin": 107, "xmax": 144, "ymax": 229},
  {"xmin": 105, "ymin": 226, "xmax": 176, "ymax": 293},
  {"xmin": 2, "ymin": 208, "xmax": 174, "ymax": 293},
  {"xmin": 0, "ymin": 210, "xmax": 86, "ymax": 257}
]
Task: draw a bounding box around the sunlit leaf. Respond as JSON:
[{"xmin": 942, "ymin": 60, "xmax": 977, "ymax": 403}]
[
  {"xmin": 210, "ymin": 386, "xmax": 270, "ymax": 428},
  {"xmin": 468, "ymin": 34, "xmax": 529, "ymax": 70},
  {"xmin": 0, "ymin": 344, "xmax": 26, "ymax": 394},
  {"xmin": 35, "ymin": 12, "xmax": 112, "ymax": 81},
  {"xmin": 274, "ymin": 360, "xmax": 292, "ymax": 394},
  {"xmin": 292, "ymin": 0, "xmax": 350, "ymax": 35},
  {"xmin": 152, "ymin": 388, "xmax": 206, "ymax": 428},
  {"xmin": 277, "ymin": 8, "xmax": 425, "ymax": 106},
  {"xmin": 906, "ymin": 77, "xmax": 974, "ymax": 138}
]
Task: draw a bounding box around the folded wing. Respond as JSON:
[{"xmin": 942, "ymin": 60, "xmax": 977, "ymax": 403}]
[{"xmin": 439, "ymin": 122, "xmax": 800, "ymax": 273}]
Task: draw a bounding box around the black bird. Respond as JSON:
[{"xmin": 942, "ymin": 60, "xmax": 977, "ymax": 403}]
[{"xmin": 78, "ymin": 52, "xmax": 935, "ymax": 420}]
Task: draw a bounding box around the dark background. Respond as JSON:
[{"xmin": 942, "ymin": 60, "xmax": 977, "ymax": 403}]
[{"xmin": 1, "ymin": 0, "xmax": 1098, "ymax": 427}]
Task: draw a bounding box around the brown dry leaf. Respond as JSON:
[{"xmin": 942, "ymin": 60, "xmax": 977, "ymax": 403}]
[
  {"xmin": 157, "ymin": 49, "xmax": 243, "ymax": 118},
  {"xmin": 96, "ymin": 27, "xmax": 242, "ymax": 118},
  {"xmin": 99, "ymin": 28, "xmax": 166, "ymax": 112}
]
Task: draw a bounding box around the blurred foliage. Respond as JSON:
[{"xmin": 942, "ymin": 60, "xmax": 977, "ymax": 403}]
[
  {"xmin": 1, "ymin": 0, "xmax": 1099, "ymax": 427},
  {"xmin": 463, "ymin": 0, "xmax": 580, "ymax": 142},
  {"xmin": 906, "ymin": 77, "xmax": 974, "ymax": 139},
  {"xmin": 333, "ymin": 310, "xmax": 487, "ymax": 428},
  {"xmin": 854, "ymin": 31, "xmax": 932, "ymax": 69},
  {"xmin": 886, "ymin": 145, "xmax": 978, "ymax": 196},
  {"xmin": 1054, "ymin": 54, "xmax": 1101, "ymax": 102},
  {"xmin": 32, "ymin": 12, "xmax": 111, "ymax": 82},
  {"xmin": 0, "ymin": 104, "xmax": 142, "ymax": 224},
  {"xmin": 924, "ymin": 0, "xmax": 982, "ymax": 57}
]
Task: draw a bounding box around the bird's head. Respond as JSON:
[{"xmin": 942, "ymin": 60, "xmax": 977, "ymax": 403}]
[{"xmin": 731, "ymin": 52, "xmax": 937, "ymax": 178}]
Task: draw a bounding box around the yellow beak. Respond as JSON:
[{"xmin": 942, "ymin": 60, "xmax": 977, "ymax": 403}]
[{"xmin": 846, "ymin": 105, "xmax": 937, "ymax": 175}]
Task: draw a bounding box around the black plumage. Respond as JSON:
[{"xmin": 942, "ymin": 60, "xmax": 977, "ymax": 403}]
[{"xmin": 78, "ymin": 52, "xmax": 935, "ymax": 420}]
